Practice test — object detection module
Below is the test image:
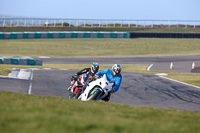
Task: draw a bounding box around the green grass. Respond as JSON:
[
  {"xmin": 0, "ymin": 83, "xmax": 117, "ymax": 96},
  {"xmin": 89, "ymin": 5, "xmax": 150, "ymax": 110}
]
[
  {"xmin": 0, "ymin": 38, "xmax": 200, "ymax": 57},
  {"xmin": 168, "ymin": 75, "xmax": 200, "ymax": 87},
  {"xmin": 0, "ymin": 91, "xmax": 200, "ymax": 133}
]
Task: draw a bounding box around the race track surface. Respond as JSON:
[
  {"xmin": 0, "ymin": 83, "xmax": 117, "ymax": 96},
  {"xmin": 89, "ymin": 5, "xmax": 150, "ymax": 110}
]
[
  {"xmin": 42, "ymin": 55, "xmax": 200, "ymax": 73},
  {"xmin": 1, "ymin": 55, "xmax": 200, "ymax": 112},
  {"xmin": 1, "ymin": 69, "xmax": 200, "ymax": 112}
]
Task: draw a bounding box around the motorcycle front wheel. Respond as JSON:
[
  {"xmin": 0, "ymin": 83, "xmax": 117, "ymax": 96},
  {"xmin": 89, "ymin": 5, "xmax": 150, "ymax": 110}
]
[{"xmin": 87, "ymin": 89, "xmax": 102, "ymax": 100}]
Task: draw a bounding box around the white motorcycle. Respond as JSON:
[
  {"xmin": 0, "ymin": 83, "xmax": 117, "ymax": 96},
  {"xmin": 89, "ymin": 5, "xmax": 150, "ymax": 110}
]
[{"xmin": 78, "ymin": 74, "xmax": 114, "ymax": 101}]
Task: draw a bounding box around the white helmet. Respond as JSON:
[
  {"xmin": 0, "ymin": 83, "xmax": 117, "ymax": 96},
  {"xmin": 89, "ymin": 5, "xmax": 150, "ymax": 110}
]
[{"xmin": 112, "ymin": 64, "xmax": 121, "ymax": 76}]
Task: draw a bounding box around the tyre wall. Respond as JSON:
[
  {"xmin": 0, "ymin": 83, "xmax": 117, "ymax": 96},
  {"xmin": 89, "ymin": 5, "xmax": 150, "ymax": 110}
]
[
  {"xmin": 0, "ymin": 31, "xmax": 129, "ymax": 39},
  {"xmin": 130, "ymin": 32, "xmax": 200, "ymax": 38},
  {"xmin": 0, "ymin": 57, "xmax": 42, "ymax": 66}
]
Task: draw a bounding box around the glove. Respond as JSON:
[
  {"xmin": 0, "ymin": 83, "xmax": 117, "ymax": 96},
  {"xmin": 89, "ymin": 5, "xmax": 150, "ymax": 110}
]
[
  {"xmin": 110, "ymin": 85, "xmax": 115, "ymax": 93},
  {"xmin": 72, "ymin": 74, "xmax": 78, "ymax": 81},
  {"xmin": 111, "ymin": 88, "xmax": 115, "ymax": 93},
  {"xmin": 94, "ymin": 74, "xmax": 99, "ymax": 79},
  {"xmin": 89, "ymin": 74, "xmax": 98, "ymax": 83}
]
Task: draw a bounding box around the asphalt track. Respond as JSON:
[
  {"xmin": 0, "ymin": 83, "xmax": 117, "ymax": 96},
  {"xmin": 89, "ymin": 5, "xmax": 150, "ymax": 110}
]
[
  {"xmin": 42, "ymin": 55, "xmax": 200, "ymax": 73},
  {"xmin": 0, "ymin": 55, "xmax": 200, "ymax": 112}
]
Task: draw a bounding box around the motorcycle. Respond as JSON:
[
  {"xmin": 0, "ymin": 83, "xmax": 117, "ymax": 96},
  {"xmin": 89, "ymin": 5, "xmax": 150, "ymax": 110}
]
[
  {"xmin": 69, "ymin": 74, "xmax": 87, "ymax": 99},
  {"xmin": 78, "ymin": 74, "xmax": 114, "ymax": 101},
  {"xmin": 69, "ymin": 73, "xmax": 95, "ymax": 99}
]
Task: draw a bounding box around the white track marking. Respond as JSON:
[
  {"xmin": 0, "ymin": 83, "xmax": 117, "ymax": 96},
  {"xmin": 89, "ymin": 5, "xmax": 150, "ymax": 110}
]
[
  {"xmin": 147, "ymin": 64, "xmax": 153, "ymax": 71},
  {"xmin": 38, "ymin": 56, "xmax": 51, "ymax": 58},
  {"xmin": 155, "ymin": 73, "xmax": 168, "ymax": 76},
  {"xmin": 17, "ymin": 69, "xmax": 31, "ymax": 80},
  {"xmin": 28, "ymin": 69, "xmax": 34, "ymax": 94},
  {"xmin": 159, "ymin": 75, "xmax": 200, "ymax": 90},
  {"xmin": 27, "ymin": 68, "xmax": 68, "ymax": 94}
]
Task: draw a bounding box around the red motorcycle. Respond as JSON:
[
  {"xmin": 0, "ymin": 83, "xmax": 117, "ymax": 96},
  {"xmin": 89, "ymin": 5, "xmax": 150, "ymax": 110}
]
[{"xmin": 69, "ymin": 74, "xmax": 93, "ymax": 99}]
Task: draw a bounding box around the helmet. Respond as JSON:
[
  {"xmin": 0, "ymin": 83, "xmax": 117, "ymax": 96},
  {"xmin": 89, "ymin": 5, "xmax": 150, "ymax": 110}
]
[
  {"xmin": 91, "ymin": 62, "xmax": 99, "ymax": 74},
  {"xmin": 112, "ymin": 64, "xmax": 121, "ymax": 76}
]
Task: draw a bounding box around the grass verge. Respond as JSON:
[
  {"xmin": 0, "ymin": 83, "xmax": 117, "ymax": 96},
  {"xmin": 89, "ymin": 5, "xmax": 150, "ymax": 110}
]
[
  {"xmin": 168, "ymin": 75, "xmax": 200, "ymax": 87},
  {"xmin": 0, "ymin": 91, "xmax": 200, "ymax": 133}
]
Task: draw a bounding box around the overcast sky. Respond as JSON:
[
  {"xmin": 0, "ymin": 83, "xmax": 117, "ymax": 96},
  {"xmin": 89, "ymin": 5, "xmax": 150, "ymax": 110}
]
[{"xmin": 0, "ymin": 0, "xmax": 199, "ymax": 20}]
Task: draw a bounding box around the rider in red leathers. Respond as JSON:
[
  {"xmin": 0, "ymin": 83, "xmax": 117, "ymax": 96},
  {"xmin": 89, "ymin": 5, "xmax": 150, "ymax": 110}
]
[{"xmin": 68, "ymin": 62, "xmax": 99, "ymax": 98}]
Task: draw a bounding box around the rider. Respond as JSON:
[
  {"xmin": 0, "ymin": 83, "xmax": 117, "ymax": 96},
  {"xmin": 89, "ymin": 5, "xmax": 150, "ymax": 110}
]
[
  {"xmin": 68, "ymin": 62, "xmax": 99, "ymax": 98},
  {"xmin": 96, "ymin": 64, "xmax": 122, "ymax": 102}
]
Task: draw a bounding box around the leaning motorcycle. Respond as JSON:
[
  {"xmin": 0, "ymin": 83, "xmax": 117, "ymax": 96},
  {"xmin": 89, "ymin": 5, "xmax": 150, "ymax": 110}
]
[
  {"xmin": 78, "ymin": 74, "xmax": 114, "ymax": 101},
  {"xmin": 69, "ymin": 74, "xmax": 87, "ymax": 99}
]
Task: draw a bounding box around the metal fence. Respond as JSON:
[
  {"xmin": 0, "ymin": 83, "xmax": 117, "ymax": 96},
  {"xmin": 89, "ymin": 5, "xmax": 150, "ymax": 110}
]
[{"xmin": 0, "ymin": 18, "xmax": 200, "ymax": 28}]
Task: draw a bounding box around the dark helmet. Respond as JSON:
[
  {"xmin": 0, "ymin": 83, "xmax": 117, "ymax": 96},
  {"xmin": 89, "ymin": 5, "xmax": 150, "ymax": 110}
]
[
  {"xmin": 112, "ymin": 64, "xmax": 121, "ymax": 76},
  {"xmin": 91, "ymin": 62, "xmax": 99, "ymax": 74}
]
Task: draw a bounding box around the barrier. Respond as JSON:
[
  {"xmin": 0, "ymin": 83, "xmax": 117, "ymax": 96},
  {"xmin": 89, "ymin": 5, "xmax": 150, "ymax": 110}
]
[
  {"xmin": 0, "ymin": 31, "xmax": 129, "ymax": 39},
  {"xmin": 0, "ymin": 57, "xmax": 42, "ymax": 66},
  {"xmin": 0, "ymin": 58, "xmax": 3, "ymax": 64},
  {"xmin": 2, "ymin": 31, "xmax": 199, "ymax": 39},
  {"xmin": 130, "ymin": 32, "xmax": 200, "ymax": 38}
]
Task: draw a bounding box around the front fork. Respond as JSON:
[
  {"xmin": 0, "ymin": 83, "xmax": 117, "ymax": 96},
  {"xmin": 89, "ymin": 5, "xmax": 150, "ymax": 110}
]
[{"xmin": 91, "ymin": 88, "xmax": 108, "ymax": 100}]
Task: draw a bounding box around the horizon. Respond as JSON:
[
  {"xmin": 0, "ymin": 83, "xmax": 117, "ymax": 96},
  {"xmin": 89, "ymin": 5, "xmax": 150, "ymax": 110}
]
[
  {"xmin": 0, "ymin": 0, "xmax": 200, "ymax": 21},
  {"xmin": 0, "ymin": 14, "xmax": 200, "ymax": 21}
]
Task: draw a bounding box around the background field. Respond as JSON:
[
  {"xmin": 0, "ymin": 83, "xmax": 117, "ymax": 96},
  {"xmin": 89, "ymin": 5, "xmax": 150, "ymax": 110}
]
[{"xmin": 0, "ymin": 38, "xmax": 200, "ymax": 57}]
